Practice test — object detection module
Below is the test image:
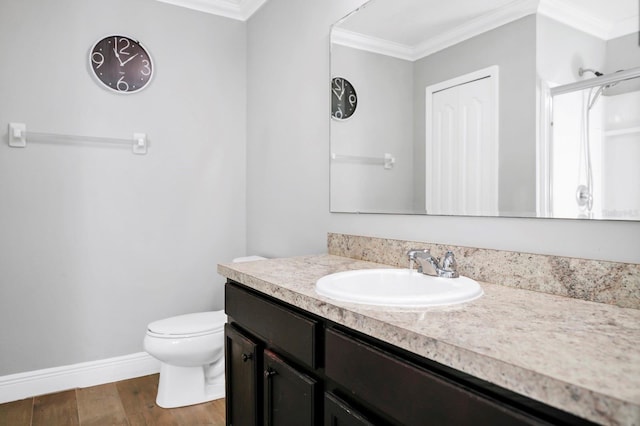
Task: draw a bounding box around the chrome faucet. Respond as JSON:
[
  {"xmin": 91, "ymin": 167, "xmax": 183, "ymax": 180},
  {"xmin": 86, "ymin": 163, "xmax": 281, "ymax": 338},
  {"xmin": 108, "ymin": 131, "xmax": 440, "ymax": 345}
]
[
  {"xmin": 407, "ymin": 249, "xmax": 459, "ymax": 278},
  {"xmin": 407, "ymin": 249, "xmax": 438, "ymax": 275}
]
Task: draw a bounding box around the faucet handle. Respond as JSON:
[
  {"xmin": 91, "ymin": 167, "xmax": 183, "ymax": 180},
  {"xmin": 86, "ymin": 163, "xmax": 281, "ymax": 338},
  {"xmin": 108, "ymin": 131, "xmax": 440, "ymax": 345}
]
[
  {"xmin": 440, "ymin": 251, "xmax": 459, "ymax": 278},
  {"xmin": 442, "ymin": 251, "xmax": 456, "ymax": 268}
]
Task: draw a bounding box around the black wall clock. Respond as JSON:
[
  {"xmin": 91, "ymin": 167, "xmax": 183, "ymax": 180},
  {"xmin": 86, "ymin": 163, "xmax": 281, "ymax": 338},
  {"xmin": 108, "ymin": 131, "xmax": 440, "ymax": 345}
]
[
  {"xmin": 331, "ymin": 77, "xmax": 358, "ymax": 120},
  {"xmin": 90, "ymin": 35, "xmax": 153, "ymax": 94}
]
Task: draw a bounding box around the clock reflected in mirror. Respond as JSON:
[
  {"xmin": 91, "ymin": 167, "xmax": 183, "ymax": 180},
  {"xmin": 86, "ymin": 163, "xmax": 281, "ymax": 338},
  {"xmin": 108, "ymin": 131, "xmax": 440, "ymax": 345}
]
[
  {"xmin": 90, "ymin": 35, "xmax": 153, "ymax": 94},
  {"xmin": 331, "ymin": 77, "xmax": 358, "ymax": 120}
]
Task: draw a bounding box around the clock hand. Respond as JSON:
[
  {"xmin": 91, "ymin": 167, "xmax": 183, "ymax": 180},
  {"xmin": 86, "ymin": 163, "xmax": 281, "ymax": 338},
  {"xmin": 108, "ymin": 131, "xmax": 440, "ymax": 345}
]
[
  {"xmin": 332, "ymin": 79, "xmax": 345, "ymax": 100},
  {"xmin": 119, "ymin": 53, "xmax": 139, "ymax": 66},
  {"xmin": 113, "ymin": 47, "xmax": 125, "ymax": 66}
]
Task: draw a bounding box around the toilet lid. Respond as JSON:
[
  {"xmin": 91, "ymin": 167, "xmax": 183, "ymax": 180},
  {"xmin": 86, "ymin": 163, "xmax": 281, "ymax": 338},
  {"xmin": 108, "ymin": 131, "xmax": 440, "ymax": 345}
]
[{"xmin": 147, "ymin": 311, "xmax": 227, "ymax": 337}]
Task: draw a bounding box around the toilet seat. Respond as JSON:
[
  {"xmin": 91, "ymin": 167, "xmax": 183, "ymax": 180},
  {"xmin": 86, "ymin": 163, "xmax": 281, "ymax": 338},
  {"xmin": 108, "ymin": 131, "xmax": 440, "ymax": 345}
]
[{"xmin": 147, "ymin": 311, "xmax": 226, "ymax": 338}]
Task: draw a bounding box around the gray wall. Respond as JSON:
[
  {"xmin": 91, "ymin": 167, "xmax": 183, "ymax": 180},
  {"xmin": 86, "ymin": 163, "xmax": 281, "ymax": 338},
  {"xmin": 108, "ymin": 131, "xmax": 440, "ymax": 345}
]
[
  {"xmin": 246, "ymin": 0, "xmax": 365, "ymax": 257},
  {"xmin": 246, "ymin": 0, "xmax": 640, "ymax": 264},
  {"xmin": 606, "ymin": 32, "xmax": 640, "ymax": 74},
  {"xmin": 536, "ymin": 14, "xmax": 606, "ymax": 86},
  {"xmin": 0, "ymin": 0, "xmax": 246, "ymax": 375},
  {"xmin": 331, "ymin": 45, "xmax": 414, "ymax": 212},
  {"xmin": 605, "ymin": 32, "xmax": 640, "ymax": 94},
  {"xmin": 413, "ymin": 15, "xmax": 537, "ymax": 216},
  {"xmin": 2, "ymin": 0, "xmax": 639, "ymax": 378}
]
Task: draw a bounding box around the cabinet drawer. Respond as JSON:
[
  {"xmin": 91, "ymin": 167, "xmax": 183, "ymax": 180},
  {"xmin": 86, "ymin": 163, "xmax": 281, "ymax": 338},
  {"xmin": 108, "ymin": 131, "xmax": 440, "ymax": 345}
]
[
  {"xmin": 325, "ymin": 392, "xmax": 374, "ymax": 426},
  {"xmin": 225, "ymin": 282, "xmax": 319, "ymax": 369},
  {"xmin": 325, "ymin": 328, "xmax": 542, "ymax": 426}
]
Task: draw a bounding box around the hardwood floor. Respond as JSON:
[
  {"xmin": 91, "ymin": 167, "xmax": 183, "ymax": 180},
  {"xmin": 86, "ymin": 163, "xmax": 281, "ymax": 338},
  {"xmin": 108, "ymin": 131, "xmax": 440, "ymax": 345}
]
[{"xmin": 0, "ymin": 374, "xmax": 225, "ymax": 426}]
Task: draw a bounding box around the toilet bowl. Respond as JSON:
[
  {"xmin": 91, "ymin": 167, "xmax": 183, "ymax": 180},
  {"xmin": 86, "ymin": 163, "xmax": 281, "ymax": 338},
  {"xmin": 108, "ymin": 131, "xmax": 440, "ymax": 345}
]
[
  {"xmin": 144, "ymin": 255, "xmax": 266, "ymax": 408},
  {"xmin": 144, "ymin": 310, "xmax": 227, "ymax": 408}
]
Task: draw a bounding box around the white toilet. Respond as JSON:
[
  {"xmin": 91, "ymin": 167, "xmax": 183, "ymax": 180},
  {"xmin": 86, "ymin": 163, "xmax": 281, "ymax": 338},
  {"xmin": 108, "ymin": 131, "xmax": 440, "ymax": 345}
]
[
  {"xmin": 144, "ymin": 310, "xmax": 227, "ymax": 408},
  {"xmin": 143, "ymin": 255, "xmax": 266, "ymax": 408}
]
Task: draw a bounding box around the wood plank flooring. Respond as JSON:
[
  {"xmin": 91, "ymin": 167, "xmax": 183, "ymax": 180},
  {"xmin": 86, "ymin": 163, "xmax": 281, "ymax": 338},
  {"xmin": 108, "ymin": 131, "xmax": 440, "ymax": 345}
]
[{"xmin": 0, "ymin": 374, "xmax": 225, "ymax": 426}]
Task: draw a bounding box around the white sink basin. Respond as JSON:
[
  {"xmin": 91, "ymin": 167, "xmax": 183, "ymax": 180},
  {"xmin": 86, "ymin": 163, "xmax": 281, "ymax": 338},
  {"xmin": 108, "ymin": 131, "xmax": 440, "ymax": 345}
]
[{"xmin": 315, "ymin": 269, "xmax": 483, "ymax": 308}]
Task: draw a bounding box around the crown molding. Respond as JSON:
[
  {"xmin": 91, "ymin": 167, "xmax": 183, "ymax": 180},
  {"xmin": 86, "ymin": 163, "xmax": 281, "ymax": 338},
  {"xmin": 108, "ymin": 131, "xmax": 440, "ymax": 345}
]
[
  {"xmin": 609, "ymin": 15, "xmax": 640, "ymax": 39},
  {"xmin": 332, "ymin": 0, "xmax": 539, "ymax": 61},
  {"xmin": 415, "ymin": 0, "xmax": 538, "ymax": 60},
  {"xmin": 537, "ymin": 0, "xmax": 610, "ymax": 40},
  {"xmin": 331, "ymin": 28, "xmax": 415, "ymax": 61},
  {"xmin": 155, "ymin": 0, "xmax": 268, "ymax": 21},
  {"xmin": 539, "ymin": 0, "xmax": 639, "ymax": 40},
  {"xmin": 332, "ymin": 0, "xmax": 638, "ymax": 61}
]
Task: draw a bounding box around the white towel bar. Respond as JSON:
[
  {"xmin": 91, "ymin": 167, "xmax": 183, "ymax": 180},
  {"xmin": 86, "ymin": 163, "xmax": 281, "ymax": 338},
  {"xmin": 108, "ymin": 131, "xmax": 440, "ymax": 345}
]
[
  {"xmin": 8, "ymin": 122, "xmax": 147, "ymax": 155},
  {"xmin": 331, "ymin": 152, "xmax": 395, "ymax": 169}
]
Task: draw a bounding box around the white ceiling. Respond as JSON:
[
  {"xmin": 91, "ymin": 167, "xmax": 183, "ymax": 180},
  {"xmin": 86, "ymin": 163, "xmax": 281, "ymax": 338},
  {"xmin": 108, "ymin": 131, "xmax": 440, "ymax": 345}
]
[
  {"xmin": 340, "ymin": 0, "xmax": 520, "ymax": 46},
  {"xmin": 154, "ymin": 0, "xmax": 268, "ymax": 21},
  {"xmin": 154, "ymin": 0, "xmax": 638, "ymax": 43}
]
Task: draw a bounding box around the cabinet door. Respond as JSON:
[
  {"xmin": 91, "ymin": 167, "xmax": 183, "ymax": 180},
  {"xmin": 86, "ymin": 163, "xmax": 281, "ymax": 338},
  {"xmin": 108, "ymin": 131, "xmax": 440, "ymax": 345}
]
[
  {"xmin": 263, "ymin": 349, "xmax": 318, "ymax": 426},
  {"xmin": 225, "ymin": 323, "xmax": 260, "ymax": 426},
  {"xmin": 324, "ymin": 393, "xmax": 374, "ymax": 426}
]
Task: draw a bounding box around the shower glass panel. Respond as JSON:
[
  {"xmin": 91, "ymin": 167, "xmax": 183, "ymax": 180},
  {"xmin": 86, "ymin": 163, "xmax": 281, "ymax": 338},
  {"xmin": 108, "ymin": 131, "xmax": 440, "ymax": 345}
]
[{"xmin": 550, "ymin": 68, "xmax": 640, "ymax": 220}]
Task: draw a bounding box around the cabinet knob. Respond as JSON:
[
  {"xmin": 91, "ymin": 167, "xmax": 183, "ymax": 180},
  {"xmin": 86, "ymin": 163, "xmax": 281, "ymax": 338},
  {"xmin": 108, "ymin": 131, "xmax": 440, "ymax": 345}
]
[
  {"xmin": 264, "ymin": 368, "xmax": 277, "ymax": 378},
  {"xmin": 242, "ymin": 353, "xmax": 253, "ymax": 362}
]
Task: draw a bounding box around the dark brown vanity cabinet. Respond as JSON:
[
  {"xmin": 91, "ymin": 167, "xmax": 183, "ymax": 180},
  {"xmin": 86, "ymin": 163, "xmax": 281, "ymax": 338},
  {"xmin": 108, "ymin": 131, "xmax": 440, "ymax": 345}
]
[
  {"xmin": 225, "ymin": 282, "xmax": 320, "ymax": 426},
  {"xmin": 224, "ymin": 280, "xmax": 594, "ymax": 426}
]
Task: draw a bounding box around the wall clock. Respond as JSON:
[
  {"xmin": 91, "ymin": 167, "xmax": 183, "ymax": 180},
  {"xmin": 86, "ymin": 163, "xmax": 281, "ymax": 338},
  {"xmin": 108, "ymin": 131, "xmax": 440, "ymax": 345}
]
[
  {"xmin": 89, "ymin": 35, "xmax": 153, "ymax": 94},
  {"xmin": 331, "ymin": 77, "xmax": 357, "ymax": 120}
]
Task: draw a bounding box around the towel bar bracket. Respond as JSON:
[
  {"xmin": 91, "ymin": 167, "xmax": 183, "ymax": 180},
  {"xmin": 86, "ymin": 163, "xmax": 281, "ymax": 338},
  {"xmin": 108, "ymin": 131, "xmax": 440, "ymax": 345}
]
[{"xmin": 8, "ymin": 122, "xmax": 26, "ymax": 148}]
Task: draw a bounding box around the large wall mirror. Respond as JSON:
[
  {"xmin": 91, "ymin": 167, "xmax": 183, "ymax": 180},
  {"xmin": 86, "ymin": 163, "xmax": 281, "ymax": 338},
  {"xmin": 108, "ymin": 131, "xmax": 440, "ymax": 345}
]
[{"xmin": 330, "ymin": 0, "xmax": 640, "ymax": 220}]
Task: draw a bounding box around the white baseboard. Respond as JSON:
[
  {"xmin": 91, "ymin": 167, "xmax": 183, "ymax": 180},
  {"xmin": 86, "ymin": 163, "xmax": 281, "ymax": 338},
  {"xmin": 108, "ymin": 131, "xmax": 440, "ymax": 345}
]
[{"xmin": 0, "ymin": 352, "xmax": 161, "ymax": 404}]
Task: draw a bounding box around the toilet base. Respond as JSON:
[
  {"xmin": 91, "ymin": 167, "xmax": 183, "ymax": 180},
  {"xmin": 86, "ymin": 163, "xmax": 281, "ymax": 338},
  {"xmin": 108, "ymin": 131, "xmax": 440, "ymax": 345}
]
[{"xmin": 156, "ymin": 363, "xmax": 225, "ymax": 408}]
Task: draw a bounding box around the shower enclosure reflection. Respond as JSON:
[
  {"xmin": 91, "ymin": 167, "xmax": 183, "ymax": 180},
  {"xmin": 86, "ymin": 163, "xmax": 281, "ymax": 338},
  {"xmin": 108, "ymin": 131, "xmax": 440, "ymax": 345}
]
[{"xmin": 547, "ymin": 67, "xmax": 640, "ymax": 220}]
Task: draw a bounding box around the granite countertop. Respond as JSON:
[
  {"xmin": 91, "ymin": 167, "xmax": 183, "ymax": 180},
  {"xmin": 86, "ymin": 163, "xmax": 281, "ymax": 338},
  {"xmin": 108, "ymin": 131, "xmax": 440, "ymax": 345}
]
[{"xmin": 217, "ymin": 254, "xmax": 640, "ymax": 426}]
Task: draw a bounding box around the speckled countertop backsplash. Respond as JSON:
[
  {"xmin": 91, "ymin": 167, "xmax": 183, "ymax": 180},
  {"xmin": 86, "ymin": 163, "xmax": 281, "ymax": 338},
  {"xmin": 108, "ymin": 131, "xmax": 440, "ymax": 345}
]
[{"xmin": 328, "ymin": 233, "xmax": 640, "ymax": 310}]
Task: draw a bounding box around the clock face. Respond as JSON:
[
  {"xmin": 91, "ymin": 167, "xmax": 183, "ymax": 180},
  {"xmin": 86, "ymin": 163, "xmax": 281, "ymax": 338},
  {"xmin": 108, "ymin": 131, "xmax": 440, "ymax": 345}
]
[
  {"xmin": 90, "ymin": 35, "xmax": 153, "ymax": 94},
  {"xmin": 331, "ymin": 77, "xmax": 357, "ymax": 120}
]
